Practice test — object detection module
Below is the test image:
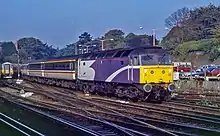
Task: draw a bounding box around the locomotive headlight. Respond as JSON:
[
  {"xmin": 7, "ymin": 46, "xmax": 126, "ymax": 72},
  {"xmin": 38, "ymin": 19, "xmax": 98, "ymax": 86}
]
[
  {"xmin": 162, "ymin": 70, "xmax": 165, "ymax": 74},
  {"xmin": 168, "ymin": 83, "xmax": 176, "ymax": 92},
  {"xmin": 150, "ymin": 70, "xmax": 154, "ymax": 74},
  {"xmin": 144, "ymin": 69, "xmax": 147, "ymax": 73},
  {"xmin": 143, "ymin": 84, "xmax": 152, "ymax": 93}
]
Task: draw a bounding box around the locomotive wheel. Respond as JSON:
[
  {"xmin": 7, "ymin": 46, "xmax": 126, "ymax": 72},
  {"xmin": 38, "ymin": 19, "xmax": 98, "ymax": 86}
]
[
  {"xmin": 147, "ymin": 87, "xmax": 162, "ymax": 103},
  {"xmin": 127, "ymin": 86, "xmax": 139, "ymax": 102},
  {"xmin": 162, "ymin": 91, "xmax": 171, "ymax": 101},
  {"xmin": 115, "ymin": 86, "xmax": 124, "ymax": 98}
]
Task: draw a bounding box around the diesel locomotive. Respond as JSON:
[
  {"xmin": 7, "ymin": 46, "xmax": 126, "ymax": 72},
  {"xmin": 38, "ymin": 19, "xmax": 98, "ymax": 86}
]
[{"xmin": 21, "ymin": 46, "xmax": 176, "ymax": 102}]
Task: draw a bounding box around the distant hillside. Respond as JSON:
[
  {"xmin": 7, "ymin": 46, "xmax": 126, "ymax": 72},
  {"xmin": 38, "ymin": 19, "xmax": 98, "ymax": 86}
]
[
  {"xmin": 172, "ymin": 38, "xmax": 220, "ymax": 67},
  {"xmin": 161, "ymin": 4, "xmax": 220, "ymax": 67}
]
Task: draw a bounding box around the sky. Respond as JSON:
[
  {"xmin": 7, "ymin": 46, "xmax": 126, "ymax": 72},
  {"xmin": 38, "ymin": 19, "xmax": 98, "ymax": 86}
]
[{"xmin": 0, "ymin": 0, "xmax": 220, "ymax": 48}]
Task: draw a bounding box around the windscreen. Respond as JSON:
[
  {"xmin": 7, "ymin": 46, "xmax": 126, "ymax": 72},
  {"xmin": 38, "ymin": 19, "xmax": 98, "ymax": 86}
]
[
  {"xmin": 4, "ymin": 64, "xmax": 10, "ymax": 70},
  {"xmin": 141, "ymin": 53, "xmax": 172, "ymax": 65}
]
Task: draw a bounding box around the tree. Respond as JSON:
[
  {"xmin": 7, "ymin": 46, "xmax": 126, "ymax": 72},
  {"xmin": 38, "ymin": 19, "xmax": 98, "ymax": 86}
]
[
  {"xmin": 125, "ymin": 33, "xmax": 136, "ymax": 40},
  {"xmin": 165, "ymin": 7, "xmax": 190, "ymax": 29},
  {"xmin": 3, "ymin": 55, "xmax": 17, "ymax": 63},
  {"xmin": 56, "ymin": 43, "xmax": 76, "ymax": 56},
  {"xmin": 163, "ymin": 4, "xmax": 220, "ymax": 48},
  {"xmin": 0, "ymin": 42, "xmax": 17, "ymax": 63},
  {"xmin": 17, "ymin": 37, "xmax": 58, "ymax": 62},
  {"xmin": 162, "ymin": 27, "xmax": 185, "ymax": 45},
  {"xmin": 215, "ymin": 26, "xmax": 220, "ymax": 43},
  {"xmin": 125, "ymin": 33, "xmax": 159, "ymax": 47},
  {"xmin": 78, "ymin": 32, "xmax": 92, "ymax": 45},
  {"xmin": 75, "ymin": 32, "xmax": 94, "ymax": 54},
  {"xmin": 1, "ymin": 42, "xmax": 17, "ymax": 56},
  {"xmin": 103, "ymin": 29, "xmax": 125, "ymax": 49},
  {"xmin": 189, "ymin": 4, "xmax": 220, "ymax": 40}
]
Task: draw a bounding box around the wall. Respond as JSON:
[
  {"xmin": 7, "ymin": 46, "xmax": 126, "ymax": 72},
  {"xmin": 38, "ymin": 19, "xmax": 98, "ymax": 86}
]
[{"xmin": 175, "ymin": 80, "xmax": 220, "ymax": 91}]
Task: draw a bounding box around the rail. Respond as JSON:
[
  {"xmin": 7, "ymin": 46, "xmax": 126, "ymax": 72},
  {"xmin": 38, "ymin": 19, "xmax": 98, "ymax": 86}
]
[{"xmin": 2, "ymin": 80, "xmax": 220, "ymax": 135}]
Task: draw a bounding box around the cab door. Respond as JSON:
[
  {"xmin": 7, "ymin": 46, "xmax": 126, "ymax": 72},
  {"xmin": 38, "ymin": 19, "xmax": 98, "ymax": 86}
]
[
  {"xmin": 74, "ymin": 60, "xmax": 78, "ymax": 79},
  {"xmin": 77, "ymin": 59, "xmax": 81, "ymax": 79},
  {"xmin": 128, "ymin": 56, "xmax": 139, "ymax": 82},
  {"xmin": 128, "ymin": 57, "xmax": 132, "ymax": 82}
]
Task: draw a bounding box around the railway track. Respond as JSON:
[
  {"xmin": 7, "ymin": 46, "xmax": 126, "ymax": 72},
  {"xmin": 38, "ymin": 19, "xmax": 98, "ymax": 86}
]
[
  {"xmin": 2, "ymin": 81, "xmax": 176, "ymax": 136},
  {"xmin": 85, "ymin": 97, "xmax": 220, "ymax": 129},
  {"xmin": 171, "ymin": 97, "xmax": 220, "ymax": 108},
  {"xmin": 34, "ymin": 83, "xmax": 220, "ymax": 134},
  {"xmin": 25, "ymin": 81, "xmax": 178, "ymax": 136},
  {"xmin": 0, "ymin": 112, "xmax": 45, "ymax": 136},
  {"xmin": 176, "ymin": 92, "xmax": 220, "ymax": 97},
  {"xmin": 3, "ymin": 80, "xmax": 220, "ymax": 136},
  {"xmin": 43, "ymin": 82, "xmax": 220, "ymax": 119},
  {"xmin": 0, "ymin": 94, "xmax": 100, "ymax": 136},
  {"xmin": 0, "ymin": 91, "xmax": 138, "ymax": 136}
]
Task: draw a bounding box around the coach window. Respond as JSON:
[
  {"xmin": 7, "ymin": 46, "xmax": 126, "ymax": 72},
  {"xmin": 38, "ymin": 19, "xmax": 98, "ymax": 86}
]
[
  {"xmin": 66, "ymin": 63, "xmax": 70, "ymax": 70},
  {"xmin": 41, "ymin": 64, "xmax": 45, "ymax": 70},
  {"xmin": 57, "ymin": 64, "xmax": 60, "ymax": 69},
  {"xmin": 54, "ymin": 64, "xmax": 57, "ymax": 69},
  {"xmin": 57, "ymin": 64, "xmax": 60, "ymax": 70},
  {"xmin": 70, "ymin": 63, "xmax": 75, "ymax": 70},
  {"xmin": 51, "ymin": 64, "xmax": 54, "ymax": 69},
  {"xmin": 63, "ymin": 63, "xmax": 67, "ymax": 70},
  {"xmin": 61, "ymin": 64, "xmax": 64, "ymax": 70},
  {"xmin": 62, "ymin": 64, "xmax": 65, "ymax": 70},
  {"xmin": 50, "ymin": 63, "xmax": 53, "ymax": 70},
  {"xmin": 62, "ymin": 63, "xmax": 65, "ymax": 70}
]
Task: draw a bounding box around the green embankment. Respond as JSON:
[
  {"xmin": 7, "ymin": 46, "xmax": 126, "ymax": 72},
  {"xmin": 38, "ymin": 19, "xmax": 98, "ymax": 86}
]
[{"xmin": 172, "ymin": 38, "xmax": 220, "ymax": 67}]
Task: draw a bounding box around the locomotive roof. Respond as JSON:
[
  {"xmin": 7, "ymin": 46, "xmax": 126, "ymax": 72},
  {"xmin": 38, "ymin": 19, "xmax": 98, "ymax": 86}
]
[{"xmin": 28, "ymin": 46, "xmax": 167, "ymax": 64}]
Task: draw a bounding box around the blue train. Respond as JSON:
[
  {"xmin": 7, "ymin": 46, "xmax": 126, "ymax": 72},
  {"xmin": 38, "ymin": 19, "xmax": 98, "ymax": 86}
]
[{"xmin": 21, "ymin": 46, "xmax": 176, "ymax": 102}]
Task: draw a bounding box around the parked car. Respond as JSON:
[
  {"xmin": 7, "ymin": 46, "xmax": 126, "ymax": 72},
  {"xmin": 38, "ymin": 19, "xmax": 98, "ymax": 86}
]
[
  {"xmin": 191, "ymin": 65, "xmax": 218, "ymax": 77},
  {"xmin": 207, "ymin": 67, "xmax": 220, "ymax": 77},
  {"xmin": 191, "ymin": 69, "xmax": 204, "ymax": 76}
]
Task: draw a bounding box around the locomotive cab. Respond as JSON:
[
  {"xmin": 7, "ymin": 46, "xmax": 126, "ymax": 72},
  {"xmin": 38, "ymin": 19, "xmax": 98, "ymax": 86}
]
[
  {"xmin": 129, "ymin": 47, "xmax": 176, "ymax": 101},
  {"xmin": 139, "ymin": 53, "xmax": 173, "ymax": 84}
]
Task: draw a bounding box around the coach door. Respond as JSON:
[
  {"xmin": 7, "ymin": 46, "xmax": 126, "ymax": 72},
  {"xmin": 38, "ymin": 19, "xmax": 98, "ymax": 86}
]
[{"xmin": 41, "ymin": 63, "xmax": 45, "ymax": 77}]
